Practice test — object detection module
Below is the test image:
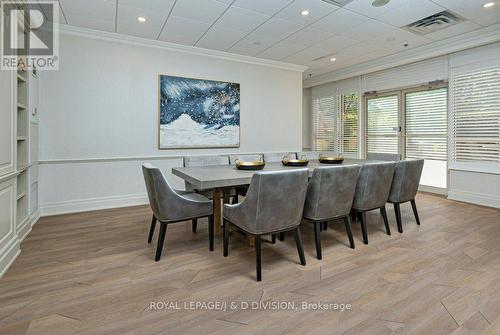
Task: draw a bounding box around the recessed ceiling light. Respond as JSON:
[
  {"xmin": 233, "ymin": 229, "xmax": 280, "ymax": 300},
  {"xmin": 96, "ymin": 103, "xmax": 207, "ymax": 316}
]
[
  {"xmin": 372, "ymin": 0, "xmax": 390, "ymax": 7},
  {"xmin": 483, "ymin": 2, "xmax": 495, "ymax": 7},
  {"xmin": 300, "ymin": 9, "xmax": 310, "ymax": 16},
  {"xmin": 330, "ymin": 57, "xmax": 336, "ymax": 62},
  {"xmin": 137, "ymin": 16, "xmax": 146, "ymax": 22}
]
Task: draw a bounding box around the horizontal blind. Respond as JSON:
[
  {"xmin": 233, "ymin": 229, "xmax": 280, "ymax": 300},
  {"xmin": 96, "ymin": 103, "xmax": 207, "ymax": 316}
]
[
  {"xmin": 338, "ymin": 93, "xmax": 359, "ymax": 156},
  {"xmin": 367, "ymin": 95, "xmax": 399, "ymax": 154},
  {"xmin": 313, "ymin": 95, "xmax": 335, "ymax": 151},
  {"xmin": 405, "ymin": 88, "xmax": 447, "ymax": 160},
  {"xmin": 452, "ymin": 68, "xmax": 500, "ymax": 163}
]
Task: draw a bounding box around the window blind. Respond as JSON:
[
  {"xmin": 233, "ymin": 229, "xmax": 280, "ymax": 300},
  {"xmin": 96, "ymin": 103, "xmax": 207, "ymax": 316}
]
[
  {"xmin": 337, "ymin": 93, "xmax": 359, "ymax": 156},
  {"xmin": 452, "ymin": 68, "xmax": 500, "ymax": 164},
  {"xmin": 405, "ymin": 88, "xmax": 447, "ymax": 160},
  {"xmin": 312, "ymin": 95, "xmax": 335, "ymax": 151},
  {"xmin": 366, "ymin": 95, "xmax": 399, "ymax": 154}
]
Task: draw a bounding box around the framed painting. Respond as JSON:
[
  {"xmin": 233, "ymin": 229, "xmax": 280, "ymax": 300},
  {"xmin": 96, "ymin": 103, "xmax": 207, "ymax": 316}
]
[{"xmin": 158, "ymin": 74, "xmax": 240, "ymax": 149}]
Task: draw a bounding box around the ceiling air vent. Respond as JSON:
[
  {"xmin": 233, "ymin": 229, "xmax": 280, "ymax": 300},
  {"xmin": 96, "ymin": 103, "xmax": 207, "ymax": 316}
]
[
  {"xmin": 321, "ymin": 0, "xmax": 354, "ymax": 7},
  {"xmin": 403, "ymin": 11, "xmax": 465, "ymax": 35}
]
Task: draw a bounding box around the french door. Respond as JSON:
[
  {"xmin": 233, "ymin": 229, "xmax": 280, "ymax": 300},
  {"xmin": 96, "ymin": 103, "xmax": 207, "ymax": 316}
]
[{"xmin": 365, "ymin": 85, "xmax": 448, "ymax": 190}]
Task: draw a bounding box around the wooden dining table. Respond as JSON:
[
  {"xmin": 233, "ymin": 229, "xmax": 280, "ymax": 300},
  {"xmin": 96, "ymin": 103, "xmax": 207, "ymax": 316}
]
[{"xmin": 172, "ymin": 158, "xmax": 377, "ymax": 235}]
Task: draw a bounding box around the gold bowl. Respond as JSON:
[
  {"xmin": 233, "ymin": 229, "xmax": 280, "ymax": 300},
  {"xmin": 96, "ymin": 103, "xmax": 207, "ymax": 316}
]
[
  {"xmin": 282, "ymin": 155, "xmax": 309, "ymax": 167},
  {"xmin": 235, "ymin": 159, "xmax": 265, "ymax": 170},
  {"xmin": 319, "ymin": 155, "xmax": 344, "ymax": 164}
]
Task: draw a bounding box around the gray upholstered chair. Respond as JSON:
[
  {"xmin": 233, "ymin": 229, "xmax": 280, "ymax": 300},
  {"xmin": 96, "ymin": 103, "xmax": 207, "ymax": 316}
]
[
  {"xmin": 388, "ymin": 159, "xmax": 424, "ymax": 233},
  {"xmin": 263, "ymin": 152, "xmax": 296, "ymax": 163},
  {"xmin": 302, "ymin": 165, "xmax": 361, "ymax": 259},
  {"xmin": 351, "ymin": 162, "xmax": 396, "ymax": 244},
  {"xmin": 184, "ymin": 155, "xmax": 237, "ymax": 231},
  {"xmin": 142, "ymin": 164, "xmax": 214, "ymax": 261},
  {"xmin": 223, "ymin": 169, "xmax": 309, "ymax": 281},
  {"xmin": 297, "ymin": 151, "xmax": 319, "ymax": 160},
  {"xmin": 366, "ymin": 153, "xmax": 400, "ymax": 161}
]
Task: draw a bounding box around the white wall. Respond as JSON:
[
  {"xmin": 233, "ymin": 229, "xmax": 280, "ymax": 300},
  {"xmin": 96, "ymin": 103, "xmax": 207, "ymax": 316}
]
[
  {"xmin": 304, "ymin": 42, "xmax": 500, "ymax": 209},
  {"xmin": 39, "ymin": 31, "xmax": 304, "ymax": 215}
]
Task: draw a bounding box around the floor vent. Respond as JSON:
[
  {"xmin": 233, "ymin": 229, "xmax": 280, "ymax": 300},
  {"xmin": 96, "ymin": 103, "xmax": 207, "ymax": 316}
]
[
  {"xmin": 403, "ymin": 11, "xmax": 465, "ymax": 35},
  {"xmin": 321, "ymin": 0, "xmax": 354, "ymax": 7}
]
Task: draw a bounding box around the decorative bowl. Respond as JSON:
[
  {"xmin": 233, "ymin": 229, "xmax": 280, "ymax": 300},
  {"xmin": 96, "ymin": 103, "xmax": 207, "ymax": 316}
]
[
  {"xmin": 319, "ymin": 155, "xmax": 344, "ymax": 164},
  {"xmin": 282, "ymin": 155, "xmax": 309, "ymax": 167},
  {"xmin": 235, "ymin": 159, "xmax": 265, "ymax": 170}
]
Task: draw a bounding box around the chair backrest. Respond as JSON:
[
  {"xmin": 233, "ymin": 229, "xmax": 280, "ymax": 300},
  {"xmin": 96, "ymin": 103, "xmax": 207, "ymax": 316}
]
[
  {"xmin": 264, "ymin": 152, "xmax": 296, "ymax": 163},
  {"xmin": 352, "ymin": 162, "xmax": 396, "ymax": 210},
  {"xmin": 184, "ymin": 155, "xmax": 229, "ymax": 167},
  {"xmin": 229, "ymin": 154, "xmax": 263, "ymax": 165},
  {"xmin": 297, "ymin": 151, "xmax": 319, "ymax": 160},
  {"xmin": 142, "ymin": 163, "xmax": 181, "ymax": 222},
  {"xmin": 388, "ymin": 159, "xmax": 424, "ymax": 203},
  {"xmin": 297, "ymin": 151, "xmax": 338, "ymax": 160},
  {"xmin": 303, "ymin": 165, "xmax": 361, "ymax": 221},
  {"xmin": 238, "ymin": 169, "xmax": 309, "ymax": 234},
  {"xmin": 366, "ymin": 153, "xmax": 400, "ymax": 161}
]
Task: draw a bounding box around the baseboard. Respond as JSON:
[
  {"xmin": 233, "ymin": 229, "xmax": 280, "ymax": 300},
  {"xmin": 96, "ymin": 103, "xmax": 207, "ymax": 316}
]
[
  {"xmin": 418, "ymin": 185, "xmax": 447, "ymax": 196},
  {"xmin": 30, "ymin": 208, "xmax": 41, "ymax": 226},
  {"xmin": 448, "ymin": 190, "xmax": 500, "ymax": 209},
  {"xmin": 17, "ymin": 217, "xmax": 32, "ymax": 243},
  {"xmin": 0, "ymin": 237, "xmax": 20, "ymax": 278},
  {"xmin": 40, "ymin": 193, "xmax": 149, "ymax": 216}
]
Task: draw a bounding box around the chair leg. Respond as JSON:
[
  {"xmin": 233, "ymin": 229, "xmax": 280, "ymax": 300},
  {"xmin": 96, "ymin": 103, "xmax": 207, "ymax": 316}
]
[
  {"xmin": 255, "ymin": 235, "xmax": 262, "ymax": 281},
  {"xmin": 343, "ymin": 216, "xmax": 355, "ymax": 249},
  {"xmin": 208, "ymin": 215, "xmax": 214, "ymax": 251},
  {"xmin": 359, "ymin": 211, "xmax": 368, "ymax": 245},
  {"xmin": 148, "ymin": 216, "xmax": 156, "ymax": 243},
  {"xmin": 410, "ymin": 200, "xmax": 421, "ymax": 225},
  {"xmin": 278, "ymin": 232, "xmax": 285, "ymax": 241},
  {"xmin": 293, "ymin": 228, "xmax": 306, "ymax": 266},
  {"xmin": 271, "ymin": 234, "xmax": 276, "ymax": 244},
  {"xmin": 380, "ymin": 206, "xmax": 391, "ymax": 236},
  {"xmin": 323, "ymin": 222, "xmax": 328, "ymax": 230},
  {"xmin": 313, "ymin": 222, "xmax": 322, "ymax": 260},
  {"xmin": 155, "ymin": 223, "xmax": 167, "ymax": 261},
  {"xmin": 394, "ymin": 203, "xmax": 403, "ymax": 233},
  {"xmin": 192, "ymin": 219, "xmax": 197, "ymax": 233},
  {"xmin": 223, "ymin": 219, "xmax": 229, "ymax": 257}
]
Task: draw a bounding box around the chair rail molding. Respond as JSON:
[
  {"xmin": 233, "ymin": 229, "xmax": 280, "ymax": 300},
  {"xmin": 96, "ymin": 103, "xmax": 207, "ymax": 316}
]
[
  {"xmin": 58, "ymin": 24, "xmax": 308, "ymax": 73},
  {"xmin": 303, "ymin": 24, "xmax": 500, "ymax": 88}
]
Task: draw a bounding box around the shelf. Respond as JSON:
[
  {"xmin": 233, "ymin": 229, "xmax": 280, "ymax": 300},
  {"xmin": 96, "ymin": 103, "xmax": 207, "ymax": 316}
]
[
  {"xmin": 16, "ymin": 192, "xmax": 26, "ymax": 201},
  {"xmin": 17, "ymin": 103, "xmax": 27, "ymax": 110},
  {"xmin": 17, "ymin": 73, "xmax": 26, "ymax": 83},
  {"xmin": 17, "ymin": 136, "xmax": 27, "ymax": 141}
]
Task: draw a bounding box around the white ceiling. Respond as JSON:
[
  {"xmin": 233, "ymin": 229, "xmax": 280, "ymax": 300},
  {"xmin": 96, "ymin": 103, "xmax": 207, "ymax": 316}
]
[{"xmin": 48, "ymin": 0, "xmax": 500, "ymax": 78}]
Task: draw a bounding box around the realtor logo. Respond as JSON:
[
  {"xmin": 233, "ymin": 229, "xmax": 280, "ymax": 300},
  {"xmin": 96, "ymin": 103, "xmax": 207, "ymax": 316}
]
[{"xmin": 1, "ymin": 0, "xmax": 59, "ymax": 70}]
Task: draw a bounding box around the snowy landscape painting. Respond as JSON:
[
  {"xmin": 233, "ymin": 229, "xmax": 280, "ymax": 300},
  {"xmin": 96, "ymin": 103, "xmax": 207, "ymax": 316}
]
[{"xmin": 159, "ymin": 75, "xmax": 240, "ymax": 148}]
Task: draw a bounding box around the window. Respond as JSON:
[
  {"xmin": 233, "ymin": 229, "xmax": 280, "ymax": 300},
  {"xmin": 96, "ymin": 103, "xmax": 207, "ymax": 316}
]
[
  {"xmin": 312, "ymin": 95, "xmax": 335, "ymax": 151},
  {"xmin": 312, "ymin": 92, "xmax": 359, "ymax": 156},
  {"xmin": 366, "ymin": 94, "xmax": 399, "ymax": 155},
  {"xmin": 405, "ymin": 87, "xmax": 447, "ymax": 161},
  {"xmin": 452, "ymin": 68, "xmax": 500, "ymax": 166},
  {"xmin": 338, "ymin": 93, "xmax": 359, "ymax": 156}
]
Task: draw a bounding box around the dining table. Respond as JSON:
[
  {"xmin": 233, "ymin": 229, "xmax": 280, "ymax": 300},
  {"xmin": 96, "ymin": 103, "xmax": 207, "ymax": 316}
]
[{"xmin": 172, "ymin": 158, "xmax": 379, "ymax": 235}]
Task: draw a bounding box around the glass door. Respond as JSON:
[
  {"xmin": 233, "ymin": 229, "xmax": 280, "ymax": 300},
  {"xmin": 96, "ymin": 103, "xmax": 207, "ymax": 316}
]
[
  {"xmin": 366, "ymin": 93, "xmax": 401, "ymax": 159},
  {"xmin": 403, "ymin": 87, "xmax": 448, "ymax": 189}
]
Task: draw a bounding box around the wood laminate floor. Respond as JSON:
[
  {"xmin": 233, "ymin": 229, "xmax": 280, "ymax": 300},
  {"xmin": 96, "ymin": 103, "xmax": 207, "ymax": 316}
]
[{"xmin": 1, "ymin": 193, "xmax": 500, "ymax": 335}]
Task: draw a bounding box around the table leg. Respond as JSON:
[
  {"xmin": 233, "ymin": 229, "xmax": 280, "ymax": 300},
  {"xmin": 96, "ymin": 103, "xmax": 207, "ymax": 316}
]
[{"xmin": 213, "ymin": 188, "xmax": 223, "ymax": 235}]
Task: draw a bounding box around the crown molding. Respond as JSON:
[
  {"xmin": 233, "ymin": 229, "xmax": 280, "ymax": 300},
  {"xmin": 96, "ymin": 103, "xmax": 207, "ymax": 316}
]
[
  {"xmin": 303, "ymin": 24, "xmax": 500, "ymax": 88},
  {"xmin": 58, "ymin": 24, "xmax": 308, "ymax": 73}
]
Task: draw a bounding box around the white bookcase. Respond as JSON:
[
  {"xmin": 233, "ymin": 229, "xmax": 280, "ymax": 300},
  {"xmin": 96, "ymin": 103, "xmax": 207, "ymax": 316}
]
[{"xmin": 0, "ymin": 6, "xmax": 40, "ymax": 277}]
